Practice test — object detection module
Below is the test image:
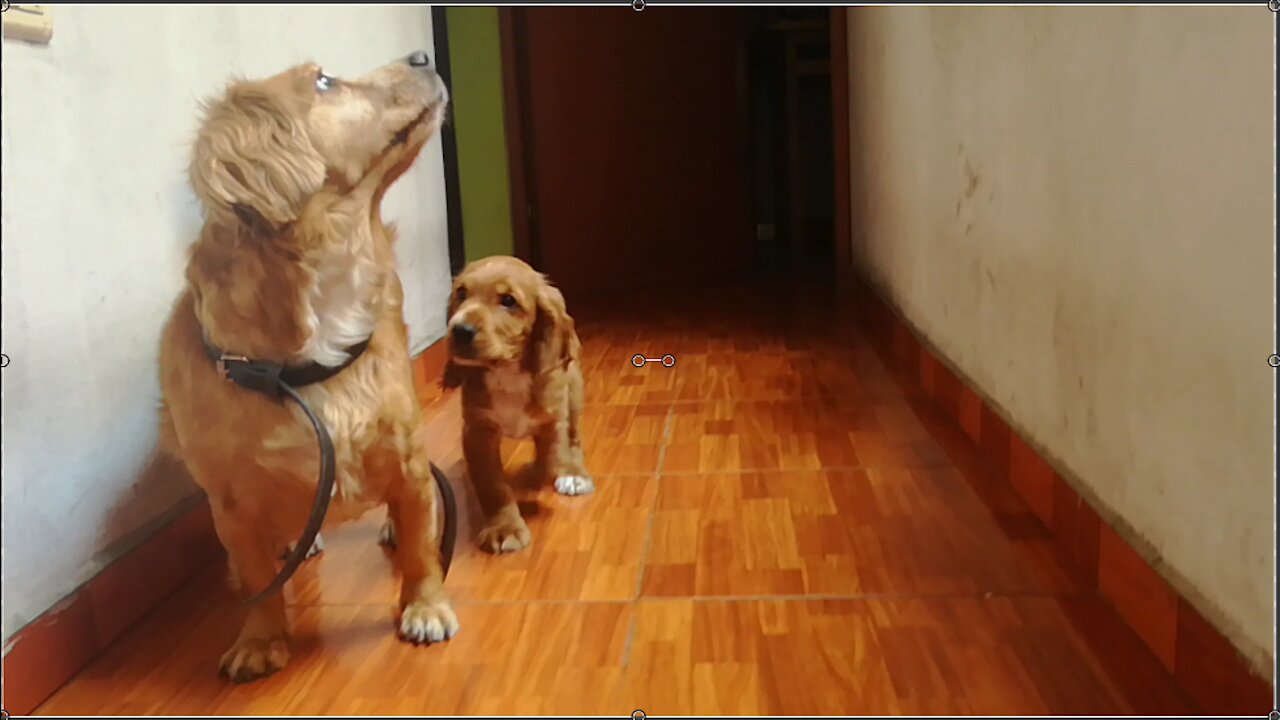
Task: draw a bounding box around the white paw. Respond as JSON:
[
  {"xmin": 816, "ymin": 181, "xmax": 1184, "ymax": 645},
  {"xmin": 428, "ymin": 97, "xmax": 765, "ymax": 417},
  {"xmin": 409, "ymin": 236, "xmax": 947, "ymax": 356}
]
[
  {"xmin": 554, "ymin": 475, "xmax": 595, "ymax": 496},
  {"xmin": 398, "ymin": 600, "xmax": 460, "ymax": 645}
]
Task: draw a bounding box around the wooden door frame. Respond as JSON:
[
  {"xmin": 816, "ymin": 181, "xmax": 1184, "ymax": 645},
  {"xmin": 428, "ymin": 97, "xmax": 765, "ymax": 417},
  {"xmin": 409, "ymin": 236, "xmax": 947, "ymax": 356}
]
[{"xmin": 830, "ymin": 7, "xmax": 853, "ymax": 297}]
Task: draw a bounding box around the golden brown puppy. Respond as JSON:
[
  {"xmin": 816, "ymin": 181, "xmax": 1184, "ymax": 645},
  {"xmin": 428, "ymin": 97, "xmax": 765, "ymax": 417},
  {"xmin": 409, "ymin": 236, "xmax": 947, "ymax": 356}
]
[
  {"xmin": 439, "ymin": 256, "xmax": 592, "ymax": 553},
  {"xmin": 157, "ymin": 52, "xmax": 456, "ymax": 682}
]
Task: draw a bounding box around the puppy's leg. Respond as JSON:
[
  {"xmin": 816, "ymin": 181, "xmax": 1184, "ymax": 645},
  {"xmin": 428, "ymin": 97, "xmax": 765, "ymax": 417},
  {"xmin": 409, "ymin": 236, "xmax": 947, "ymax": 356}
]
[
  {"xmin": 210, "ymin": 501, "xmax": 290, "ymax": 682},
  {"xmin": 546, "ymin": 370, "xmax": 593, "ymax": 497},
  {"xmin": 391, "ymin": 452, "xmax": 459, "ymax": 645},
  {"xmin": 466, "ymin": 423, "xmax": 531, "ymax": 553}
]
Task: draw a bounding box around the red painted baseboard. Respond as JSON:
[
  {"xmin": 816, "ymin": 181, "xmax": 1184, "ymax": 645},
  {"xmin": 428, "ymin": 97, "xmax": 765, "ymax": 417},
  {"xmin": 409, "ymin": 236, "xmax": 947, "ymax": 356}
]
[
  {"xmin": 2, "ymin": 500, "xmax": 221, "ymax": 716},
  {"xmin": 850, "ymin": 281, "xmax": 1274, "ymax": 715},
  {"xmin": 1, "ymin": 341, "xmax": 449, "ymax": 716}
]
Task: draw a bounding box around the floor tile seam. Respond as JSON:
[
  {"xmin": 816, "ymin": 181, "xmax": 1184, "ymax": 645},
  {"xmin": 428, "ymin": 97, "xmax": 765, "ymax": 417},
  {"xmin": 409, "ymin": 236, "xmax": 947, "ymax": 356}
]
[{"xmin": 272, "ymin": 588, "xmax": 1096, "ymax": 610}]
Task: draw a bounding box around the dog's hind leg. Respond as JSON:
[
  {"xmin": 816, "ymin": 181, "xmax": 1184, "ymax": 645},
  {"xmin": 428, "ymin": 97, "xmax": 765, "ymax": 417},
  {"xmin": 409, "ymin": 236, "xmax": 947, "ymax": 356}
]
[
  {"xmin": 378, "ymin": 518, "xmax": 397, "ymax": 548},
  {"xmin": 282, "ymin": 533, "xmax": 325, "ymax": 560}
]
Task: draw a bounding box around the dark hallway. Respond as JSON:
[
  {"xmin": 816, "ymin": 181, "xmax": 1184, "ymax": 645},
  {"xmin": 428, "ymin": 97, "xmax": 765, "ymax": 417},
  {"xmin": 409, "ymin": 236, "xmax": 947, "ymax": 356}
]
[{"xmin": 502, "ymin": 7, "xmax": 840, "ymax": 307}]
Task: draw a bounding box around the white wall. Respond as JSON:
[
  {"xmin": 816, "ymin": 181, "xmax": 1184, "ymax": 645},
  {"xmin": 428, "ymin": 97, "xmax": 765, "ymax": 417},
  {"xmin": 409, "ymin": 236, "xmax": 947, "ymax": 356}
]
[
  {"xmin": 846, "ymin": 7, "xmax": 1274, "ymax": 671},
  {"xmin": 0, "ymin": 6, "xmax": 452, "ymax": 645}
]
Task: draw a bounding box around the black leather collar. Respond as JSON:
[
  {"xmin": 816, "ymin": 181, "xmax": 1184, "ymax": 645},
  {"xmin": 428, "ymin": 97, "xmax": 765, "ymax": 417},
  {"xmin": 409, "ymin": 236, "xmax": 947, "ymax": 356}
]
[{"xmin": 203, "ymin": 338, "xmax": 372, "ymax": 398}]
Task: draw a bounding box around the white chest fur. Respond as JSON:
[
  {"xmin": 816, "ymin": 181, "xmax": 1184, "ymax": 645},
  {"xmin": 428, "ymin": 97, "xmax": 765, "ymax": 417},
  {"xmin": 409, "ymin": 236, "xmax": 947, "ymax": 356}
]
[
  {"xmin": 481, "ymin": 366, "xmax": 537, "ymax": 438},
  {"xmin": 298, "ymin": 240, "xmax": 378, "ymax": 367}
]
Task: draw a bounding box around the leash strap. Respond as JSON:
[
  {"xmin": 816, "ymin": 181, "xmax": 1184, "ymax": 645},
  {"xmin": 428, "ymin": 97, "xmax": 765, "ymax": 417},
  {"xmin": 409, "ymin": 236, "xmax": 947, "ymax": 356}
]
[
  {"xmin": 208, "ymin": 348, "xmax": 456, "ymax": 606},
  {"xmin": 242, "ymin": 382, "xmax": 336, "ymax": 606}
]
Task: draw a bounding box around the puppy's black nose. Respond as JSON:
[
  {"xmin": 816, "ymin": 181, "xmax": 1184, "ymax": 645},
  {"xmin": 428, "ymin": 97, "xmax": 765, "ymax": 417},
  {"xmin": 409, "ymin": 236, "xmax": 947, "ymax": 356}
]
[
  {"xmin": 407, "ymin": 51, "xmax": 431, "ymax": 68},
  {"xmin": 451, "ymin": 322, "xmax": 477, "ymax": 345}
]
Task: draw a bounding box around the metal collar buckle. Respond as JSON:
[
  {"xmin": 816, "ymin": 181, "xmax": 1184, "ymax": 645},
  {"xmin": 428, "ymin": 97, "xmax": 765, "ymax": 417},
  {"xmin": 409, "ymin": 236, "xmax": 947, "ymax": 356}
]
[{"xmin": 216, "ymin": 353, "xmax": 249, "ymax": 380}]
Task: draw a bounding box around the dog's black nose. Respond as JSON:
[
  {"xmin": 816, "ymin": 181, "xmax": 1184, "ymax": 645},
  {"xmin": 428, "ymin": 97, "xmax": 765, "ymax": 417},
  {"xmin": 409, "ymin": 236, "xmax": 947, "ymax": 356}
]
[
  {"xmin": 407, "ymin": 51, "xmax": 431, "ymax": 68},
  {"xmin": 451, "ymin": 322, "xmax": 477, "ymax": 345}
]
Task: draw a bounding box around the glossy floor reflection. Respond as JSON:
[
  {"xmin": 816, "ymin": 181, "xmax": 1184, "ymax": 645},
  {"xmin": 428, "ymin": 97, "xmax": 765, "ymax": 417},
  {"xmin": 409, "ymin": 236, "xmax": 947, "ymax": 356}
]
[{"xmin": 38, "ymin": 281, "xmax": 1196, "ymax": 715}]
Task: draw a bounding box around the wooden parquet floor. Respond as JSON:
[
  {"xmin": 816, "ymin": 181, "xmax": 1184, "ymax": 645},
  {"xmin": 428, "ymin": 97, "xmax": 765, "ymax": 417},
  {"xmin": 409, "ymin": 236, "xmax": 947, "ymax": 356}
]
[{"xmin": 37, "ymin": 282, "xmax": 1196, "ymax": 715}]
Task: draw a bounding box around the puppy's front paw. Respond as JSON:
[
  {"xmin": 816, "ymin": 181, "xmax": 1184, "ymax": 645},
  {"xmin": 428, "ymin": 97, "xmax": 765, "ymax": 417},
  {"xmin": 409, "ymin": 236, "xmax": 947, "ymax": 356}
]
[
  {"xmin": 477, "ymin": 515, "xmax": 532, "ymax": 554},
  {"xmin": 378, "ymin": 519, "xmax": 397, "ymax": 548},
  {"xmin": 283, "ymin": 534, "xmax": 325, "ymax": 560},
  {"xmin": 554, "ymin": 475, "xmax": 595, "ymax": 496},
  {"xmin": 220, "ymin": 636, "xmax": 289, "ymax": 683},
  {"xmin": 398, "ymin": 599, "xmax": 460, "ymax": 645}
]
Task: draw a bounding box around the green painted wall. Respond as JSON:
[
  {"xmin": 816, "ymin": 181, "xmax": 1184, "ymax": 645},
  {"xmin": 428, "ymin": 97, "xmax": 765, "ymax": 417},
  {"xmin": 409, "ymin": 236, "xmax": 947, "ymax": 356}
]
[{"xmin": 446, "ymin": 7, "xmax": 515, "ymax": 261}]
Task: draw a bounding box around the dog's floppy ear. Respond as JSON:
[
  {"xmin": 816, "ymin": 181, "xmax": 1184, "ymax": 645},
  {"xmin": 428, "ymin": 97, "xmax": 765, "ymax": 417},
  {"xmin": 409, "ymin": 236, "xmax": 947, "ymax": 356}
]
[
  {"xmin": 188, "ymin": 82, "xmax": 325, "ymax": 233},
  {"xmin": 231, "ymin": 202, "xmax": 280, "ymax": 238},
  {"xmin": 524, "ymin": 279, "xmax": 575, "ymax": 376}
]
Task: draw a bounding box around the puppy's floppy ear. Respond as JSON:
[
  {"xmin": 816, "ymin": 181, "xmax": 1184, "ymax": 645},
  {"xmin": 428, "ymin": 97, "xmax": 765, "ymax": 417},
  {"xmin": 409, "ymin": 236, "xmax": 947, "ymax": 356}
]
[
  {"xmin": 188, "ymin": 82, "xmax": 325, "ymax": 233},
  {"xmin": 524, "ymin": 278, "xmax": 575, "ymax": 375},
  {"xmin": 441, "ymin": 282, "xmax": 463, "ymax": 390},
  {"xmin": 441, "ymin": 360, "xmax": 463, "ymax": 390}
]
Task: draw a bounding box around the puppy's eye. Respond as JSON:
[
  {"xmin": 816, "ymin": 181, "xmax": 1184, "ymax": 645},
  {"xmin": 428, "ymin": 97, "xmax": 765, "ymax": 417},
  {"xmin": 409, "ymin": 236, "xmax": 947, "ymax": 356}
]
[
  {"xmin": 315, "ymin": 72, "xmax": 336, "ymax": 93},
  {"xmin": 499, "ymin": 293, "xmax": 518, "ymax": 309},
  {"xmin": 455, "ymin": 287, "xmax": 467, "ymax": 302}
]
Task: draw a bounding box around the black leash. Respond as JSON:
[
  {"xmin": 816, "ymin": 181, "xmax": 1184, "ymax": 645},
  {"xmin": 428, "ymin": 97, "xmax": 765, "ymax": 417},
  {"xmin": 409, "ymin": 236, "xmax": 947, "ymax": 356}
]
[{"xmin": 204, "ymin": 339, "xmax": 457, "ymax": 606}]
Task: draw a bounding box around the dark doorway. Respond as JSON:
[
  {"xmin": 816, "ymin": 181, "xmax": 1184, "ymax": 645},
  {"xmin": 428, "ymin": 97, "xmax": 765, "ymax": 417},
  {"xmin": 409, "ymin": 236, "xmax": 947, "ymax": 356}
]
[
  {"xmin": 500, "ymin": 7, "xmax": 838, "ymax": 307},
  {"xmin": 745, "ymin": 8, "xmax": 836, "ymax": 280},
  {"xmin": 501, "ymin": 8, "xmax": 753, "ymax": 307}
]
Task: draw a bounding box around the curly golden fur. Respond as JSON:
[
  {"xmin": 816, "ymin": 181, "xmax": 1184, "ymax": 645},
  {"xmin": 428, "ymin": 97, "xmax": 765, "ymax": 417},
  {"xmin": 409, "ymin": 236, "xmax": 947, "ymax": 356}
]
[
  {"xmin": 157, "ymin": 53, "xmax": 455, "ymax": 683},
  {"xmin": 436, "ymin": 256, "xmax": 592, "ymax": 554}
]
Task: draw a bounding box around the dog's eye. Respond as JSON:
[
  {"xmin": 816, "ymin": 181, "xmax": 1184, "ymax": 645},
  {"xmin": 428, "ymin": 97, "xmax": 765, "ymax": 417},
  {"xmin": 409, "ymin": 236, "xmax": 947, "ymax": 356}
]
[
  {"xmin": 455, "ymin": 287, "xmax": 467, "ymax": 302},
  {"xmin": 315, "ymin": 72, "xmax": 336, "ymax": 93},
  {"xmin": 499, "ymin": 293, "xmax": 518, "ymax": 309}
]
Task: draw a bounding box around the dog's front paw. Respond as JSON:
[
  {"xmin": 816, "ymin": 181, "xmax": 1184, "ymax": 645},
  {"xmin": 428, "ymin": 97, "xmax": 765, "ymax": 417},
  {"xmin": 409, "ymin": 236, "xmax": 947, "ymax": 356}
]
[
  {"xmin": 220, "ymin": 636, "xmax": 289, "ymax": 683},
  {"xmin": 283, "ymin": 534, "xmax": 325, "ymax": 561},
  {"xmin": 554, "ymin": 475, "xmax": 595, "ymax": 496},
  {"xmin": 378, "ymin": 519, "xmax": 397, "ymax": 548},
  {"xmin": 398, "ymin": 599, "xmax": 460, "ymax": 645},
  {"xmin": 477, "ymin": 515, "xmax": 532, "ymax": 554}
]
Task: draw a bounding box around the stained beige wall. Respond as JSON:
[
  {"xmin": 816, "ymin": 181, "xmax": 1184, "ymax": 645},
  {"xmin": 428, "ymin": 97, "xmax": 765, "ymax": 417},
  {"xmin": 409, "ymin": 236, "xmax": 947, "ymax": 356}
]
[
  {"xmin": 846, "ymin": 7, "xmax": 1273, "ymax": 670},
  {"xmin": 1, "ymin": 6, "xmax": 451, "ymax": 646}
]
